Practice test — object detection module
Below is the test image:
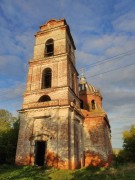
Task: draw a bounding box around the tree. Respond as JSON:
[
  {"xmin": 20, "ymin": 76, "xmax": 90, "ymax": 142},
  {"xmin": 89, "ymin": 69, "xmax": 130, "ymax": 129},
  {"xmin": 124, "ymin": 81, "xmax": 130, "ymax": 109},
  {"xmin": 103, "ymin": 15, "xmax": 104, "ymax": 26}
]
[
  {"xmin": 0, "ymin": 109, "xmax": 15, "ymax": 132},
  {"xmin": 122, "ymin": 125, "xmax": 135, "ymax": 162},
  {"xmin": 0, "ymin": 109, "xmax": 19, "ymax": 164}
]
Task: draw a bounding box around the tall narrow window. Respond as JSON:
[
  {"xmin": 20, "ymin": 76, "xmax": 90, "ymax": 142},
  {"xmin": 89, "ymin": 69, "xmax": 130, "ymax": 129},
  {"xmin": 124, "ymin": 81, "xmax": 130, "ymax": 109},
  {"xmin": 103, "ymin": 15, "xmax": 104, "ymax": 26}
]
[
  {"xmin": 42, "ymin": 68, "xmax": 52, "ymax": 89},
  {"xmin": 45, "ymin": 39, "xmax": 54, "ymax": 57},
  {"xmin": 80, "ymin": 99, "xmax": 84, "ymax": 109},
  {"xmin": 91, "ymin": 100, "xmax": 95, "ymax": 110}
]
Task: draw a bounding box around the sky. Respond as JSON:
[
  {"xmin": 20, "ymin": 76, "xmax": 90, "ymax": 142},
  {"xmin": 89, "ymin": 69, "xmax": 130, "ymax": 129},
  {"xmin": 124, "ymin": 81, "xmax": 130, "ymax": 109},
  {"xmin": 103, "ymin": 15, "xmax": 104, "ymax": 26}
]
[{"xmin": 0, "ymin": 0, "xmax": 135, "ymax": 149}]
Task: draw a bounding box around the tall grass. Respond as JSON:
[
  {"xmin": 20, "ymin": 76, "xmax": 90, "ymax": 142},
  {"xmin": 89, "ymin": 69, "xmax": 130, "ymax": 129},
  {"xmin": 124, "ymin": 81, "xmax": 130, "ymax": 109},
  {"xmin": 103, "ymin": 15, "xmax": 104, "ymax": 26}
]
[{"xmin": 0, "ymin": 163, "xmax": 135, "ymax": 180}]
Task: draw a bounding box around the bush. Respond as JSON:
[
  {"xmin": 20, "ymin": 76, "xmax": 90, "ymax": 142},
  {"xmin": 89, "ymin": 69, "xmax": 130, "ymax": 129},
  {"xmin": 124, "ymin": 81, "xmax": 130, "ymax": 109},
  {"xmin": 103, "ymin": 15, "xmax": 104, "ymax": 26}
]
[
  {"xmin": 122, "ymin": 125, "xmax": 135, "ymax": 162},
  {"xmin": 0, "ymin": 109, "xmax": 19, "ymax": 164}
]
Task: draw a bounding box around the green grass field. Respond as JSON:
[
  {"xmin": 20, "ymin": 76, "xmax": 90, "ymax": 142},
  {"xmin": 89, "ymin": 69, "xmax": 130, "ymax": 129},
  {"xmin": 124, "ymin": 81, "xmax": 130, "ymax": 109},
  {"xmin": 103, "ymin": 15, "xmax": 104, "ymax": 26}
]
[{"xmin": 0, "ymin": 163, "xmax": 135, "ymax": 180}]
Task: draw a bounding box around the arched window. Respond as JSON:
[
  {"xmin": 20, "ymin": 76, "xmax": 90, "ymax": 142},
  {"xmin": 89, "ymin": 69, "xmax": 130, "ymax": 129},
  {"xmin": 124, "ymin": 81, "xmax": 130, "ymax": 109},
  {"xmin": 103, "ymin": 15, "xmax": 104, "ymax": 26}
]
[
  {"xmin": 80, "ymin": 99, "xmax": 84, "ymax": 109},
  {"xmin": 45, "ymin": 39, "xmax": 54, "ymax": 57},
  {"xmin": 79, "ymin": 84, "xmax": 86, "ymax": 91},
  {"xmin": 42, "ymin": 68, "xmax": 52, "ymax": 89},
  {"xmin": 38, "ymin": 95, "xmax": 51, "ymax": 102},
  {"xmin": 91, "ymin": 100, "xmax": 95, "ymax": 110}
]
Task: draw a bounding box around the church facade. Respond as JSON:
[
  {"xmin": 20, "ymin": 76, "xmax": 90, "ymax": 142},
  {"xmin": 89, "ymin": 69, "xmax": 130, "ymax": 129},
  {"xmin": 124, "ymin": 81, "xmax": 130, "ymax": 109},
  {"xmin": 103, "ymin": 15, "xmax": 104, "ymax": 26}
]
[{"xmin": 15, "ymin": 19, "xmax": 112, "ymax": 169}]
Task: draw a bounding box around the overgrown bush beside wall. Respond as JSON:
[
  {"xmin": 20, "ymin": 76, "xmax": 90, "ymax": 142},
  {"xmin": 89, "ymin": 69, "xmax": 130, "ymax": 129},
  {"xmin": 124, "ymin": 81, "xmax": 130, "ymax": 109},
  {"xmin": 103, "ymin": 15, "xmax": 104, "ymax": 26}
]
[{"xmin": 0, "ymin": 109, "xmax": 19, "ymax": 164}]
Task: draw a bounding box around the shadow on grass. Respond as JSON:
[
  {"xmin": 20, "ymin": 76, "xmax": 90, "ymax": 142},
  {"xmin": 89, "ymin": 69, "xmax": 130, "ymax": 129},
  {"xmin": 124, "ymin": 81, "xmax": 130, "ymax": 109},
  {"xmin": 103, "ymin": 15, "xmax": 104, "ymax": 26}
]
[
  {"xmin": 1, "ymin": 163, "xmax": 135, "ymax": 180},
  {"xmin": 0, "ymin": 164, "xmax": 52, "ymax": 180},
  {"xmin": 72, "ymin": 164, "xmax": 135, "ymax": 180}
]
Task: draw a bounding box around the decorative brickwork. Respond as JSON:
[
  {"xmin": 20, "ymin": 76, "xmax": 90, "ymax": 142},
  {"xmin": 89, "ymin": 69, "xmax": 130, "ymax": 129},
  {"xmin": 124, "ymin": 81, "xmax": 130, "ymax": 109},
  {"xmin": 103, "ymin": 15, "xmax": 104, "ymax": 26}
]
[{"xmin": 15, "ymin": 19, "xmax": 112, "ymax": 169}]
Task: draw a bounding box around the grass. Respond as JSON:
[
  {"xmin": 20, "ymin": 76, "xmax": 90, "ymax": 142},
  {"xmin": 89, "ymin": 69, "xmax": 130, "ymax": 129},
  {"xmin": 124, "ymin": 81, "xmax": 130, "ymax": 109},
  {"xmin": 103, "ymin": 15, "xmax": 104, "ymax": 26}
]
[{"xmin": 0, "ymin": 163, "xmax": 135, "ymax": 180}]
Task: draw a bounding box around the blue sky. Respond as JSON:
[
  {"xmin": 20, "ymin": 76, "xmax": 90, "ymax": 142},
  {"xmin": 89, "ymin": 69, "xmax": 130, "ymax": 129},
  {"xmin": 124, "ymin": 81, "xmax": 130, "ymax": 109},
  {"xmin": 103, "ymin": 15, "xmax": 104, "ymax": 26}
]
[{"xmin": 0, "ymin": 0, "xmax": 135, "ymax": 148}]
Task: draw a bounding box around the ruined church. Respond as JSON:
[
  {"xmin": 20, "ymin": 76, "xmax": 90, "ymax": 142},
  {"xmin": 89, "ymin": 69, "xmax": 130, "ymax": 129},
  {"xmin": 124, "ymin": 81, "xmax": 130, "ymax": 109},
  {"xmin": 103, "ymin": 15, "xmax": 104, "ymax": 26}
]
[{"xmin": 15, "ymin": 19, "xmax": 112, "ymax": 169}]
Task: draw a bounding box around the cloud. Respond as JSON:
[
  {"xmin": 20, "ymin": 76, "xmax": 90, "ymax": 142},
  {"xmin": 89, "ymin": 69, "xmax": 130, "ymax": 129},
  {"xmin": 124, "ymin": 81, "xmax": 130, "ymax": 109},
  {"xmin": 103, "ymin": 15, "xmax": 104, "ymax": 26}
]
[
  {"xmin": 15, "ymin": 31, "xmax": 34, "ymax": 59},
  {"xmin": 0, "ymin": 23, "xmax": 34, "ymax": 57},
  {"xmin": 113, "ymin": 11, "xmax": 135, "ymax": 33},
  {"xmin": 76, "ymin": 51, "xmax": 99, "ymax": 70},
  {"xmin": 83, "ymin": 35, "xmax": 114, "ymax": 53},
  {"xmin": 0, "ymin": 82, "xmax": 25, "ymax": 115},
  {"xmin": 0, "ymin": 55, "xmax": 26, "ymax": 79},
  {"xmin": 0, "ymin": 83, "xmax": 25, "ymax": 101}
]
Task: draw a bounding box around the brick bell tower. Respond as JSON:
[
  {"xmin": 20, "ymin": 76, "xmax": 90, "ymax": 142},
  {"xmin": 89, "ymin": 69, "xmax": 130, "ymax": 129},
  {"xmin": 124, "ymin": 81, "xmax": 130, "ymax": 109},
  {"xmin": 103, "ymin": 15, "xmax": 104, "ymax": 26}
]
[{"xmin": 15, "ymin": 19, "xmax": 84, "ymax": 169}]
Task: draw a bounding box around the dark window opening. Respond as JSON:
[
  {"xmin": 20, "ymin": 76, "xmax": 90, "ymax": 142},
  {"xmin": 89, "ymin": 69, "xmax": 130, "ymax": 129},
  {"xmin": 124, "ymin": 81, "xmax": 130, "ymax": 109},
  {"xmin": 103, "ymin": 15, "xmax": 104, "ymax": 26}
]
[
  {"xmin": 42, "ymin": 68, "xmax": 52, "ymax": 89},
  {"xmin": 45, "ymin": 39, "xmax": 54, "ymax": 57},
  {"xmin": 79, "ymin": 84, "xmax": 86, "ymax": 91},
  {"xmin": 91, "ymin": 100, "xmax": 95, "ymax": 110},
  {"xmin": 38, "ymin": 95, "xmax": 51, "ymax": 102},
  {"xmin": 35, "ymin": 141, "xmax": 47, "ymax": 166},
  {"xmin": 80, "ymin": 100, "xmax": 84, "ymax": 109}
]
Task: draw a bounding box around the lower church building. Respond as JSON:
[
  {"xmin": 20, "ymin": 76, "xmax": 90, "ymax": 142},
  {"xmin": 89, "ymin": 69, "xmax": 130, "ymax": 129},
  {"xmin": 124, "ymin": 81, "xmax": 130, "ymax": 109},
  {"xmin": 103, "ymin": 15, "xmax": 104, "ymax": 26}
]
[{"xmin": 15, "ymin": 19, "xmax": 112, "ymax": 169}]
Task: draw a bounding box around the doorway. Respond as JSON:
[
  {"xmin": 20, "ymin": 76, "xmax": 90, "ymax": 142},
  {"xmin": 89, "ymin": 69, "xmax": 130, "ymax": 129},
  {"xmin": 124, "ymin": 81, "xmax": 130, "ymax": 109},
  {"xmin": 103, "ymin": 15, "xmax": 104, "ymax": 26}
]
[{"xmin": 35, "ymin": 141, "xmax": 47, "ymax": 166}]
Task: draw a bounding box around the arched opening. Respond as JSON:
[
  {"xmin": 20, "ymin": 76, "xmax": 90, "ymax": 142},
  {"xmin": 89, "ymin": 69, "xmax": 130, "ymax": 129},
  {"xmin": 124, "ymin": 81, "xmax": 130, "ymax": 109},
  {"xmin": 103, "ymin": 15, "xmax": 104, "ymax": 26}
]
[
  {"xmin": 38, "ymin": 95, "xmax": 51, "ymax": 102},
  {"xmin": 35, "ymin": 141, "xmax": 47, "ymax": 166},
  {"xmin": 80, "ymin": 99, "xmax": 84, "ymax": 109},
  {"xmin": 42, "ymin": 68, "xmax": 52, "ymax": 89},
  {"xmin": 79, "ymin": 84, "xmax": 86, "ymax": 91},
  {"xmin": 45, "ymin": 39, "xmax": 54, "ymax": 57},
  {"xmin": 91, "ymin": 100, "xmax": 95, "ymax": 110}
]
